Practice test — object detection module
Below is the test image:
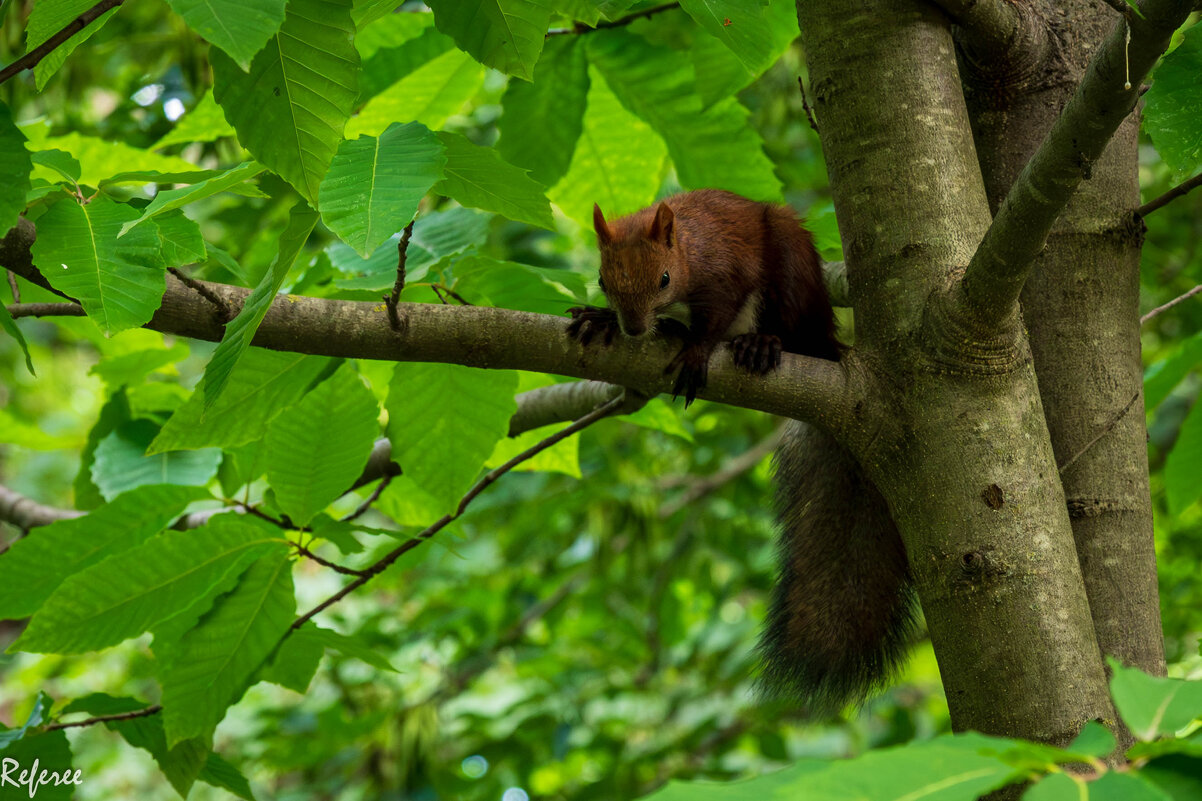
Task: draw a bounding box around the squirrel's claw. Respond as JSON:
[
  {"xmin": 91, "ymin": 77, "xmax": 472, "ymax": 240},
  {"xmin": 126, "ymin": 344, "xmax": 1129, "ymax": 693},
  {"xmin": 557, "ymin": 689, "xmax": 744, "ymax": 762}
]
[
  {"xmin": 731, "ymin": 333, "xmax": 782, "ymax": 375},
  {"xmin": 566, "ymin": 306, "xmax": 620, "ymax": 346},
  {"xmin": 667, "ymin": 344, "xmax": 711, "ymax": 407}
]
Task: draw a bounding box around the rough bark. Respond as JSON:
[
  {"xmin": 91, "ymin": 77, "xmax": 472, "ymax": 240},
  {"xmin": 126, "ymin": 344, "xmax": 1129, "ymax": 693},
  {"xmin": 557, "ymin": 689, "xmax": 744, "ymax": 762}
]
[{"xmin": 960, "ymin": 0, "xmax": 1165, "ymax": 678}]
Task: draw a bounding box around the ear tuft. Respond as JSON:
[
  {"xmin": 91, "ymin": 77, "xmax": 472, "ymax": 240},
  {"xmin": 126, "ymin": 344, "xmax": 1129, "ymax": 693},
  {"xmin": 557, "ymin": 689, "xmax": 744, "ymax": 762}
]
[
  {"xmin": 649, "ymin": 201, "xmax": 674, "ymax": 246},
  {"xmin": 593, "ymin": 203, "xmax": 612, "ymax": 244}
]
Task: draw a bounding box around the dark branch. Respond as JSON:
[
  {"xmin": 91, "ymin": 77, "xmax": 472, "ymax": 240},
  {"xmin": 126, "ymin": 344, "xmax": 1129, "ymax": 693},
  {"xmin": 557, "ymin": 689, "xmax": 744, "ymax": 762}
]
[
  {"xmin": 45, "ymin": 704, "xmax": 161, "ymax": 731},
  {"xmin": 956, "ymin": 0, "xmax": 1194, "ymax": 332},
  {"xmin": 1137, "ymin": 172, "xmax": 1202, "ymax": 217},
  {"xmin": 546, "ymin": 2, "xmax": 680, "ymax": 36},
  {"xmin": 168, "ymin": 266, "xmax": 231, "ymax": 322},
  {"xmin": 0, "ymin": 0, "xmax": 125, "ymax": 85},
  {"xmin": 341, "ymin": 474, "xmax": 393, "ymax": 522},
  {"xmin": 289, "ymin": 541, "xmax": 366, "ymax": 577},
  {"xmin": 1140, "ymin": 284, "xmax": 1202, "ymax": 325},
  {"xmin": 7, "ymin": 302, "xmax": 86, "ymax": 318},
  {"xmin": 385, "ymin": 221, "xmax": 413, "ymax": 331}
]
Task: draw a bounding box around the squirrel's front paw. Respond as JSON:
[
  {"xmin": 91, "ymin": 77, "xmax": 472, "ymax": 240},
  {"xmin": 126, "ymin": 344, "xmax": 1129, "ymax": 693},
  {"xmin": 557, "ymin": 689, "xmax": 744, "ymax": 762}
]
[
  {"xmin": 730, "ymin": 333, "xmax": 782, "ymax": 375},
  {"xmin": 667, "ymin": 344, "xmax": 712, "ymax": 407},
  {"xmin": 566, "ymin": 306, "xmax": 620, "ymax": 346}
]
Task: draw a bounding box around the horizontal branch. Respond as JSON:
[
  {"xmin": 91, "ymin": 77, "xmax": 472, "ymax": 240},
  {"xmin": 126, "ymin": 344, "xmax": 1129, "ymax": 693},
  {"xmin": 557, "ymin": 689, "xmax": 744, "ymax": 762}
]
[
  {"xmin": 0, "ymin": 485, "xmax": 84, "ymax": 530},
  {"xmin": 1, "ymin": 219, "xmax": 853, "ymax": 431},
  {"xmin": 955, "ymin": 0, "xmax": 1194, "ymax": 332}
]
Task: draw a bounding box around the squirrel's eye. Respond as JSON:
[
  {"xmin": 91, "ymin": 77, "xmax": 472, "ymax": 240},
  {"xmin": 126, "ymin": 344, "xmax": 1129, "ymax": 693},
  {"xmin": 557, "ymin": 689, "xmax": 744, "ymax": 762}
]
[{"xmin": 660, "ymin": 271, "xmax": 670, "ymax": 289}]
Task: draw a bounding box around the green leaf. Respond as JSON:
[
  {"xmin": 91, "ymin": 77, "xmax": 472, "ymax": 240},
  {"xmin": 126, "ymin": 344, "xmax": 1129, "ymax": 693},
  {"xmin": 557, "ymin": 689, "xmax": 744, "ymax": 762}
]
[
  {"xmin": 1109, "ymin": 658, "xmax": 1202, "ymax": 741},
  {"xmin": 0, "ymin": 730, "xmax": 75, "ymax": 800},
  {"xmin": 165, "ymin": 0, "xmax": 287, "ymax": 69},
  {"xmin": 11, "ymin": 516, "xmax": 279, "ymax": 654},
  {"xmin": 497, "ymin": 36, "xmax": 589, "ymax": 187},
  {"xmin": 0, "ymin": 101, "xmax": 32, "ymax": 236},
  {"xmin": 75, "ymin": 390, "xmax": 132, "ymax": 510},
  {"xmin": 0, "ymin": 691, "xmax": 52, "ymax": 748},
  {"xmin": 678, "ymin": 0, "xmax": 776, "ymax": 73},
  {"xmin": 1140, "ymin": 755, "xmax": 1202, "ymax": 801},
  {"xmin": 33, "ymin": 133, "xmax": 199, "ymax": 187},
  {"xmin": 211, "ymin": 0, "xmax": 360, "ymax": 204},
  {"xmin": 31, "ymin": 196, "xmax": 166, "ymax": 335},
  {"xmin": 261, "ymin": 624, "xmax": 326, "ymax": 692},
  {"xmin": 0, "ymin": 302, "xmax": 34, "ymax": 376},
  {"xmin": 435, "ymin": 131, "xmax": 554, "ymax": 230},
  {"xmin": 0, "ymin": 484, "xmax": 210, "ymax": 619},
  {"xmin": 1165, "ymin": 395, "xmax": 1202, "ymax": 514},
  {"xmin": 306, "ymin": 625, "xmax": 398, "ymax": 672},
  {"xmin": 1145, "ymin": 329, "xmax": 1202, "ymax": 411},
  {"xmin": 1144, "ymin": 26, "xmax": 1202, "ymax": 179},
  {"xmin": 30, "ymin": 148, "xmax": 81, "ymax": 184},
  {"xmin": 89, "ymin": 342, "xmax": 190, "ymax": 388},
  {"xmin": 387, "ymin": 363, "xmax": 518, "ymax": 511},
  {"xmin": 151, "ymin": 349, "xmax": 333, "ymax": 453},
  {"xmin": 153, "ymin": 92, "xmax": 238, "ymax": 149},
  {"xmin": 347, "ymin": 47, "xmax": 485, "ymax": 137},
  {"xmin": 198, "ymin": 751, "xmax": 256, "ymax": 800},
  {"xmin": 154, "ymin": 210, "xmax": 207, "ymax": 267},
  {"xmin": 91, "ymin": 420, "xmax": 222, "ymax": 501},
  {"xmin": 588, "ymin": 29, "xmax": 782, "ymax": 201},
  {"xmin": 27, "ymin": 0, "xmax": 122, "ymax": 89},
  {"xmin": 450, "ymin": 254, "xmax": 584, "ymax": 314},
  {"xmin": 549, "ymin": 66, "xmax": 666, "ymax": 229},
  {"xmin": 161, "ymin": 550, "xmax": 295, "ymax": 746},
  {"xmin": 1022, "ymin": 773, "xmax": 1081, "ymax": 801},
  {"xmin": 1067, "ymin": 720, "xmax": 1117, "ymax": 758},
  {"xmin": 118, "ymin": 161, "xmax": 265, "ymax": 236},
  {"xmin": 377, "ymin": 474, "xmax": 445, "ymax": 526},
  {"xmin": 487, "ymin": 423, "xmax": 580, "ymax": 477},
  {"xmin": 690, "ymin": 0, "xmax": 797, "ymax": 107},
  {"xmin": 319, "ymin": 122, "xmax": 446, "ymax": 257},
  {"xmin": 264, "ymin": 365, "xmax": 380, "ymax": 526},
  {"xmin": 621, "ymin": 397, "xmax": 694, "ymax": 443},
  {"xmin": 426, "ymin": 0, "xmax": 552, "ymax": 81},
  {"xmin": 357, "ymin": 13, "xmax": 454, "ymax": 101},
  {"xmin": 201, "ymin": 201, "xmax": 320, "ymax": 410}
]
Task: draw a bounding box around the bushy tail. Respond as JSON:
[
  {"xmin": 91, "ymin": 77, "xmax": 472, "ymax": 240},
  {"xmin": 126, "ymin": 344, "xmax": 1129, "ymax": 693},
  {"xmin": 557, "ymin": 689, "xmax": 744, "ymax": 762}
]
[{"xmin": 758, "ymin": 421, "xmax": 917, "ymax": 712}]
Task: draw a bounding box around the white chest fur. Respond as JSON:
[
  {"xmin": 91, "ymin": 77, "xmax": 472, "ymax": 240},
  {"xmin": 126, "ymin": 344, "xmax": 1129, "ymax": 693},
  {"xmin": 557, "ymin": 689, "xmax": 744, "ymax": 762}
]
[{"xmin": 725, "ymin": 290, "xmax": 762, "ymax": 337}]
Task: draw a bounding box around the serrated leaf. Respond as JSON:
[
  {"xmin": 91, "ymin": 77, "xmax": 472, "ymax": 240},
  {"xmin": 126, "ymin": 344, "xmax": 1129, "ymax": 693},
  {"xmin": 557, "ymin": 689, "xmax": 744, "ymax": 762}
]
[
  {"xmin": 211, "ymin": 0, "xmax": 359, "ymax": 204},
  {"xmin": 357, "ymin": 13, "xmax": 454, "ymax": 101},
  {"xmin": 92, "ymin": 420, "xmax": 221, "ymax": 501},
  {"xmin": 151, "ymin": 349, "xmax": 332, "ymax": 453},
  {"xmin": 679, "ymin": 0, "xmax": 775, "ymax": 73},
  {"xmin": 166, "ymin": 0, "xmax": 287, "ymax": 69},
  {"xmin": 265, "ymin": 365, "xmax": 380, "ymax": 526},
  {"xmin": 486, "ymin": 423, "xmax": 580, "ymax": 477},
  {"xmin": 201, "ymin": 202, "xmax": 320, "ymax": 409},
  {"xmin": 153, "ymin": 210, "xmax": 207, "ymax": 267},
  {"xmin": 449, "ymin": 254, "xmax": 584, "ymax": 314},
  {"xmin": 198, "ymin": 752, "xmax": 255, "ymax": 800},
  {"xmin": 161, "ymin": 550, "xmax": 295, "ymax": 746},
  {"xmin": 1165, "ymin": 396, "xmax": 1202, "ymax": 514},
  {"xmin": 0, "ymin": 484, "xmax": 210, "ymax": 619},
  {"xmin": 0, "ymin": 101, "xmax": 32, "ymax": 236},
  {"xmin": 387, "ymin": 363, "xmax": 517, "ymax": 511},
  {"xmin": 11, "ymin": 516, "xmax": 279, "ymax": 654},
  {"xmin": 33, "ymin": 133, "xmax": 199, "ymax": 187},
  {"xmin": 319, "ymin": 122, "xmax": 445, "ymax": 257},
  {"xmin": 691, "ymin": 0, "xmax": 797, "ymax": 108},
  {"xmin": 549, "ymin": 66, "xmax": 666, "ymax": 229},
  {"xmin": 119, "ymin": 161, "xmax": 264, "ymax": 236},
  {"xmin": 261, "ymin": 624, "xmax": 326, "ymax": 692},
  {"xmin": 497, "ymin": 36, "xmax": 588, "ymax": 187},
  {"xmin": 347, "ymin": 47, "xmax": 485, "ymax": 137},
  {"xmin": 1144, "ymin": 26, "xmax": 1202, "ymax": 179},
  {"xmin": 31, "ymin": 196, "xmax": 166, "ymax": 335},
  {"xmin": 27, "ymin": 0, "xmax": 122, "ymax": 89},
  {"xmin": 434, "ymin": 131, "xmax": 554, "ymax": 230},
  {"xmin": 1109, "ymin": 658, "xmax": 1202, "ymax": 741},
  {"xmin": 588, "ymin": 28, "xmax": 782, "ymax": 201},
  {"xmin": 30, "ymin": 148, "xmax": 80, "ymax": 184},
  {"xmin": 153, "ymin": 92, "xmax": 238, "ymax": 149},
  {"xmin": 426, "ymin": 0, "xmax": 552, "ymax": 81}
]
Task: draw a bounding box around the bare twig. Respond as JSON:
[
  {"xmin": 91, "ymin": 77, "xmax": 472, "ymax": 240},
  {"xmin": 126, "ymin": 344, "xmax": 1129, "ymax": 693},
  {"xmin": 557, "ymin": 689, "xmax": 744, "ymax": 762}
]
[
  {"xmin": 658, "ymin": 426, "xmax": 786, "ymax": 519},
  {"xmin": 797, "ymin": 77, "xmax": 819, "ymax": 134},
  {"xmin": 1137, "ymin": 172, "xmax": 1202, "ymax": 218},
  {"xmin": 290, "ymin": 393, "xmax": 626, "ymax": 631},
  {"xmin": 168, "ymin": 267, "xmax": 231, "ymax": 322},
  {"xmin": 1057, "ymin": 392, "xmax": 1141, "ymax": 474},
  {"xmin": 385, "ymin": 221, "xmax": 414, "ymax": 331},
  {"xmin": 45, "ymin": 704, "xmax": 161, "ymax": 731},
  {"xmin": 546, "ymin": 2, "xmax": 680, "ymax": 36},
  {"xmin": 0, "ymin": 0, "xmax": 125, "ymax": 85},
  {"xmin": 6, "ymin": 302, "xmax": 85, "ymax": 318},
  {"xmin": 6, "ymin": 271, "xmax": 19, "ymax": 304},
  {"xmin": 341, "ymin": 474, "xmax": 394, "ymax": 523},
  {"xmin": 428, "ymin": 283, "xmax": 472, "ymax": 305},
  {"xmin": 1140, "ymin": 284, "xmax": 1202, "ymax": 325},
  {"xmin": 290, "ymin": 541, "xmax": 367, "ymax": 577}
]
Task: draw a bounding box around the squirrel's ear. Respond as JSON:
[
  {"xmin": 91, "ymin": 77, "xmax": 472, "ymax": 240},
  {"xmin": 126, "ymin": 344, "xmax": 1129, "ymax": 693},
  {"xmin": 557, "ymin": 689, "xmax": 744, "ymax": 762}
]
[
  {"xmin": 649, "ymin": 201, "xmax": 674, "ymax": 247},
  {"xmin": 593, "ymin": 203, "xmax": 612, "ymax": 244}
]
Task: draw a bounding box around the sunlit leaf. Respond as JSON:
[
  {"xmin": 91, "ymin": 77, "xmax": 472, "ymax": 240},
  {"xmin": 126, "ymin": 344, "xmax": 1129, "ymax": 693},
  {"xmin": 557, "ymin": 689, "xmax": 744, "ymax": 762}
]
[
  {"xmin": 435, "ymin": 131, "xmax": 554, "ymax": 229},
  {"xmin": 347, "ymin": 47, "xmax": 485, "ymax": 137},
  {"xmin": 27, "ymin": 0, "xmax": 122, "ymax": 89},
  {"xmin": 0, "ymin": 101, "xmax": 32, "ymax": 236},
  {"xmin": 165, "ymin": 0, "xmax": 287, "ymax": 69},
  {"xmin": 426, "ymin": 0, "xmax": 553, "ymax": 81},
  {"xmin": 1144, "ymin": 26, "xmax": 1202, "ymax": 179}
]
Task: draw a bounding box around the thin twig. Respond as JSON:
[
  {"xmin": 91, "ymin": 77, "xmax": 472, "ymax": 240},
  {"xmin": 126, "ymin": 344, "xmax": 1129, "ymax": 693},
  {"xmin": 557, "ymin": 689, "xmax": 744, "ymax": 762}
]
[
  {"xmin": 290, "ymin": 393, "xmax": 626, "ymax": 631},
  {"xmin": 385, "ymin": 221, "xmax": 414, "ymax": 331},
  {"xmin": 6, "ymin": 271, "xmax": 20, "ymax": 304},
  {"xmin": 45, "ymin": 705, "xmax": 162, "ymax": 731},
  {"xmin": 546, "ymin": 2, "xmax": 680, "ymax": 36},
  {"xmin": 1058, "ymin": 392, "xmax": 1141, "ymax": 474},
  {"xmin": 797, "ymin": 77, "xmax": 820, "ymax": 134},
  {"xmin": 1137, "ymin": 172, "xmax": 1202, "ymax": 218},
  {"xmin": 657, "ymin": 426, "xmax": 786, "ymax": 518},
  {"xmin": 290, "ymin": 541, "xmax": 367, "ymax": 577},
  {"xmin": 6, "ymin": 302, "xmax": 86, "ymax": 318},
  {"xmin": 341, "ymin": 474, "xmax": 394, "ymax": 523},
  {"xmin": 0, "ymin": 0, "xmax": 125, "ymax": 85},
  {"xmin": 168, "ymin": 266, "xmax": 231, "ymax": 322},
  {"xmin": 1140, "ymin": 284, "xmax": 1202, "ymax": 325},
  {"xmin": 429, "ymin": 283, "xmax": 472, "ymax": 306}
]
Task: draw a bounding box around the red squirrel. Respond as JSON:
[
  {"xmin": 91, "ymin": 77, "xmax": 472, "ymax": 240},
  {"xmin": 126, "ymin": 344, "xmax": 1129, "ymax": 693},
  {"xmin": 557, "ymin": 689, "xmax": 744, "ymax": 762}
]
[{"xmin": 567, "ymin": 189, "xmax": 915, "ymax": 711}]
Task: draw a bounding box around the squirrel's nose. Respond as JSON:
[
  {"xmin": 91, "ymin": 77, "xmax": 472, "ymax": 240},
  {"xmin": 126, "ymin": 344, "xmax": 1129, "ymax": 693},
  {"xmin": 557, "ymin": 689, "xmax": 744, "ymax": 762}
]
[{"xmin": 619, "ymin": 318, "xmax": 647, "ymax": 337}]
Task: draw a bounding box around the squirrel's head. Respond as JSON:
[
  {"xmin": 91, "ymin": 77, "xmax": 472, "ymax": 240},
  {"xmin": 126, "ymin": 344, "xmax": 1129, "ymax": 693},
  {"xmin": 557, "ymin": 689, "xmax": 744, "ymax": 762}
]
[{"xmin": 593, "ymin": 201, "xmax": 686, "ymax": 338}]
